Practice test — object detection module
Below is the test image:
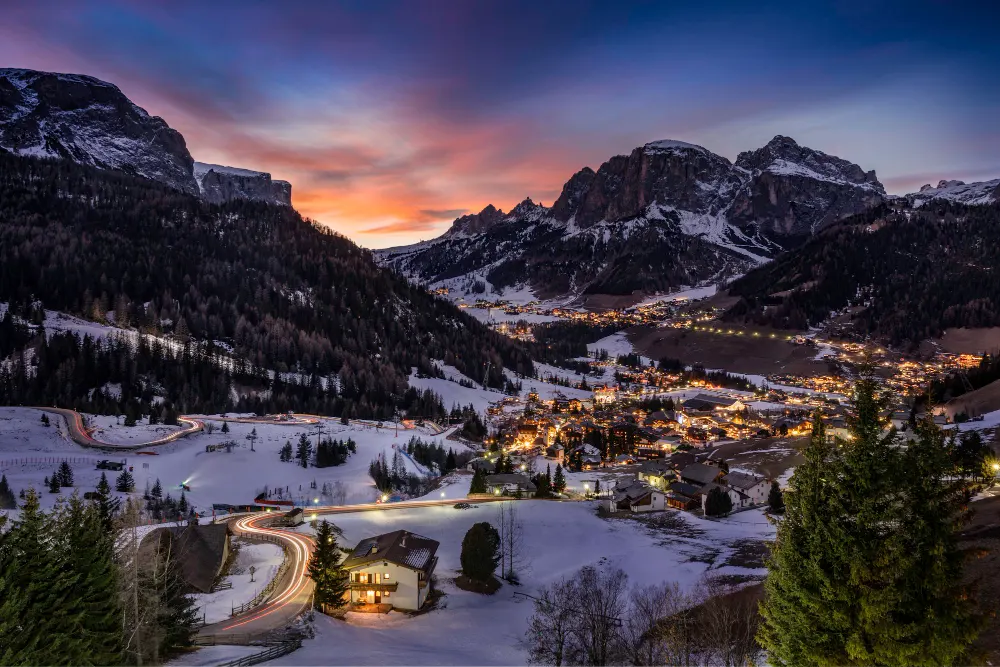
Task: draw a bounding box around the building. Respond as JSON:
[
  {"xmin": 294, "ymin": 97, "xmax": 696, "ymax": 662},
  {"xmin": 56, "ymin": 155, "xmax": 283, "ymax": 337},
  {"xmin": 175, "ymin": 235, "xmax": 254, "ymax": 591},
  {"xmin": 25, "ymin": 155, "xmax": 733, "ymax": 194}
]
[
  {"xmin": 723, "ymin": 472, "xmax": 769, "ymax": 508},
  {"xmin": 139, "ymin": 523, "xmax": 231, "ymax": 594},
  {"xmin": 681, "ymin": 394, "xmax": 746, "ymax": 413},
  {"xmin": 342, "ymin": 530, "xmax": 440, "ymax": 611},
  {"xmin": 679, "ymin": 462, "xmax": 725, "ymax": 487},
  {"xmin": 612, "ymin": 482, "xmax": 666, "ymax": 513},
  {"xmin": 466, "ymin": 458, "xmax": 496, "ymax": 474},
  {"xmin": 485, "ymin": 473, "xmax": 537, "ymax": 497},
  {"xmin": 637, "ymin": 460, "xmax": 674, "ymax": 490}
]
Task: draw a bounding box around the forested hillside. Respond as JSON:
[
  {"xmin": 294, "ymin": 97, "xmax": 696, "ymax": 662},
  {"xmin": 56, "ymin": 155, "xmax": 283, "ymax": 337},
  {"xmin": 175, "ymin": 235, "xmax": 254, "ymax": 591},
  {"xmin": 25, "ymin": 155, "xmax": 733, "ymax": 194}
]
[
  {"xmin": 0, "ymin": 152, "xmax": 533, "ymax": 417},
  {"xmin": 724, "ymin": 201, "xmax": 1000, "ymax": 346}
]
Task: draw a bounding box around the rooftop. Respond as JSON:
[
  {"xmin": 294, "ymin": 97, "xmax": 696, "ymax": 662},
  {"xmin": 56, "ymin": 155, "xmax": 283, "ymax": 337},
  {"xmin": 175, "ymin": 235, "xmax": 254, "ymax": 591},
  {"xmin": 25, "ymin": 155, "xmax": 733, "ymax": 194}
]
[{"xmin": 342, "ymin": 530, "xmax": 440, "ymax": 573}]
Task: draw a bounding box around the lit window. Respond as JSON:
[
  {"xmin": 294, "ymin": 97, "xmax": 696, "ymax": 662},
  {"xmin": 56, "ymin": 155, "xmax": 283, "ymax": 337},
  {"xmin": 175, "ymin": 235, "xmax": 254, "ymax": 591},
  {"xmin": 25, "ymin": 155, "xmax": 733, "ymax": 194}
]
[
  {"xmin": 384, "ymin": 591, "xmax": 390, "ymax": 598},
  {"xmin": 384, "ymin": 572, "xmax": 391, "ymax": 581}
]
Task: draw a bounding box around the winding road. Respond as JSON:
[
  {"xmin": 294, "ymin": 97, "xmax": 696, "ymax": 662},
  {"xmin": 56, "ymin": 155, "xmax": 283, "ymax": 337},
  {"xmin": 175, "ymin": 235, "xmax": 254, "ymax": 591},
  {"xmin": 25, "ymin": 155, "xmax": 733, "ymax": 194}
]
[{"xmin": 35, "ymin": 406, "xmax": 203, "ymax": 450}]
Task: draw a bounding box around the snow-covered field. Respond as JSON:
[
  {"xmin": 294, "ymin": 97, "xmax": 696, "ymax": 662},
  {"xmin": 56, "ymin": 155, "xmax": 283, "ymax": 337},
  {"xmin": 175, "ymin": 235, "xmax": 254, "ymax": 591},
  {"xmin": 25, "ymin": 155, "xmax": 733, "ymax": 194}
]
[
  {"xmin": 190, "ymin": 541, "xmax": 284, "ymax": 624},
  {"xmin": 275, "ymin": 500, "xmax": 774, "ymax": 665},
  {"xmin": 0, "ymin": 407, "xmax": 474, "ymax": 513},
  {"xmin": 87, "ymin": 414, "xmax": 185, "ymax": 446}
]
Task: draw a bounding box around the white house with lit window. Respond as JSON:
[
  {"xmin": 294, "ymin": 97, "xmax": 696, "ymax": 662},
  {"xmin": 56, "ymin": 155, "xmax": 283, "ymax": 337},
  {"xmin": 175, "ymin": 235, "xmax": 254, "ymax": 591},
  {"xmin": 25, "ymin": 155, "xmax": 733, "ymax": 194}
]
[{"xmin": 341, "ymin": 530, "xmax": 440, "ymax": 611}]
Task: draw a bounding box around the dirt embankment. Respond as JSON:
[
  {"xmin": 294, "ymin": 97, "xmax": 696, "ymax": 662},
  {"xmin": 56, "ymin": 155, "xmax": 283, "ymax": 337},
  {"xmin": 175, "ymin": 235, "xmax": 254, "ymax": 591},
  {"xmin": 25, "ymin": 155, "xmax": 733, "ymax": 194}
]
[
  {"xmin": 944, "ymin": 379, "xmax": 1000, "ymax": 419},
  {"xmin": 627, "ymin": 325, "xmax": 829, "ymax": 378}
]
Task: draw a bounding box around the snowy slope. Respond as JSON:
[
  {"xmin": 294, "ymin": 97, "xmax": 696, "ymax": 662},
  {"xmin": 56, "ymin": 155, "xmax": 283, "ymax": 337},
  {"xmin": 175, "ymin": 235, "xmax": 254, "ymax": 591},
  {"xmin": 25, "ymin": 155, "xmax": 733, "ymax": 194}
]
[{"xmin": 905, "ymin": 178, "xmax": 1000, "ymax": 207}]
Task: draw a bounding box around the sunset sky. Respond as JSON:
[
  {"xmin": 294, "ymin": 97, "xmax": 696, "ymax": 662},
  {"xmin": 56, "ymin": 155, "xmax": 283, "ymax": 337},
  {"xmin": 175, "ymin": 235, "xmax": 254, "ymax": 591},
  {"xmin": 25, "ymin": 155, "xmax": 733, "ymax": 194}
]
[{"xmin": 3, "ymin": 0, "xmax": 998, "ymax": 248}]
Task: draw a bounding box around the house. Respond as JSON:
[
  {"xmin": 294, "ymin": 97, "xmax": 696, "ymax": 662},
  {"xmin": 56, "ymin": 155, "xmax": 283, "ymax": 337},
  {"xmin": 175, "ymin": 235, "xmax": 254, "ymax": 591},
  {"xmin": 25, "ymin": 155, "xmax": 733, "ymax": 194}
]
[
  {"xmin": 682, "ymin": 393, "xmax": 746, "ymax": 413},
  {"xmin": 139, "ymin": 523, "xmax": 231, "ymax": 594},
  {"xmin": 666, "ymin": 480, "xmax": 704, "ymax": 509},
  {"xmin": 637, "ymin": 460, "xmax": 674, "ymax": 490},
  {"xmin": 342, "ymin": 530, "xmax": 440, "ymax": 611},
  {"xmin": 284, "ymin": 507, "xmax": 305, "ymax": 526},
  {"xmin": 544, "ymin": 444, "xmax": 565, "ymax": 462},
  {"xmin": 613, "ymin": 482, "xmax": 665, "ymax": 513},
  {"xmin": 723, "ymin": 472, "xmax": 769, "ymax": 508},
  {"xmin": 679, "ymin": 463, "xmax": 725, "ymax": 487},
  {"xmin": 485, "ymin": 473, "xmax": 537, "ymax": 497}
]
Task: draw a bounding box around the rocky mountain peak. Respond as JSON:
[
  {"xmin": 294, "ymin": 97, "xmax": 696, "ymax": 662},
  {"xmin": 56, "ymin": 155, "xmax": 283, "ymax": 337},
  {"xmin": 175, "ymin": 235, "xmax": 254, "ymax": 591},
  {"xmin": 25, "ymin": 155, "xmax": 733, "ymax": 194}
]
[
  {"xmin": 194, "ymin": 162, "xmax": 292, "ymax": 206},
  {"xmin": 551, "ymin": 166, "xmax": 596, "ymax": 222},
  {"xmin": 509, "ymin": 197, "xmax": 546, "ymax": 220},
  {"xmin": 0, "ymin": 68, "xmax": 198, "ymax": 195},
  {"xmin": 445, "ymin": 204, "xmax": 507, "ymax": 236}
]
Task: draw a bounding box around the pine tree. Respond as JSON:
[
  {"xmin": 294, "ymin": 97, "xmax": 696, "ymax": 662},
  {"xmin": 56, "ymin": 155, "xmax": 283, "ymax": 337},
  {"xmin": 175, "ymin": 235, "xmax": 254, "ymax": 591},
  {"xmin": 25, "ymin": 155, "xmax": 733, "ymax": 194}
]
[
  {"xmin": 767, "ymin": 481, "xmax": 785, "ymax": 514},
  {"xmin": 48, "ymin": 471, "xmax": 61, "ymax": 494},
  {"xmin": 54, "ymin": 495, "xmax": 124, "ymax": 664},
  {"xmin": 94, "ymin": 472, "xmax": 120, "ymax": 531},
  {"xmin": 308, "ymin": 521, "xmax": 349, "ymax": 611},
  {"xmin": 178, "ymin": 491, "xmax": 188, "ymax": 516},
  {"xmin": 151, "ymin": 478, "xmax": 163, "ymax": 499},
  {"xmin": 58, "ymin": 460, "xmax": 74, "ymax": 487},
  {"xmin": 759, "ymin": 415, "xmax": 848, "ymax": 666},
  {"xmin": 704, "ymin": 486, "xmax": 731, "ymax": 516},
  {"xmin": 553, "ymin": 464, "xmax": 566, "ymax": 493},
  {"xmin": 221, "ymin": 420, "xmax": 229, "ymax": 434},
  {"xmin": 0, "ymin": 474, "xmax": 15, "ymax": 509},
  {"xmin": 297, "ymin": 433, "xmax": 312, "ymax": 469},
  {"xmin": 469, "ymin": 467, "xmax": 488, "ymax": 494},
  {"xmin": 150, "ymin": 533, "xmax": 199, "ymax": 658},
  {"xmin": 461, "ymin": 522, "xmax": 501, "ymax": 583},
  {"xmin": 116, "ymin": 469, "xmax": 135, "ymax": 492},
  {"xmin": 280, "ymin": 440, "xmax": 293, "ymax": 462},
  {"xmin": 445, "ymin": 449, "xmax": 457, "ymax": 471}
]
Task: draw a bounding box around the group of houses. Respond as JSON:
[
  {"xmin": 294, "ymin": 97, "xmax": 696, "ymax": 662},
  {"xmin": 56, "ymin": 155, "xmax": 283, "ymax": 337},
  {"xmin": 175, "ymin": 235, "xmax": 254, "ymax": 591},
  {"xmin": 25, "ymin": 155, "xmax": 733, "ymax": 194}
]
[{"xmin": 606, "ymin": 452, "xmax": 771, "ymax": 515}]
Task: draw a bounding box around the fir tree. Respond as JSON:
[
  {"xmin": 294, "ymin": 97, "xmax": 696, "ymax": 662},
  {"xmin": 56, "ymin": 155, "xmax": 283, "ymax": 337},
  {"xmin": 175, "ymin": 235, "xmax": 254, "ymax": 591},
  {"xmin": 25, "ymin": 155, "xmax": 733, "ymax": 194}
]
[
  {"xmin": 461, "ymin": 522, "xmax": 501, "ymax": 583},
  {"xmin": 767, "ymin": 481, "xmax": 785, "ymax": 514},
  {"xmin": 116, "ymin": 469, "xmax": 135, "ymax": 492},
  {"xmin": 279, "ymin": 440, "xmax": 293, "ymax": 462},
  {"xmin": 178, "ymin": 491, "xmax": 188, "ymax": 516},
  {"xmin": 297, "ymin": 433, "xmax": 312, "ymax": 469},
  {"xmin": 704, "ymin": 486, "xmax": 732, "ymax": 516},
  {"xmin": 57, "ymin": 460, "xmax": 74, "ymax": 487},
  {"xmin": 94, "ymin": 472, "xmax": 120, "ymax": 531},
  {"xmin": 151, "ymin": 478, "xmax": 163, "ymax": 499},
  {"xmin": 445, "ymin": 449, "xmax": 457, "ymax": 471},
  {"xmin": 48, "ymin": 471, "xmax": 61, "ymax": 494},
  {"xmin": 221, "ymin": 420, "xmax": 230, "ymax": 434},
  {"xmin": 0, "ymin": 474, "xmax": 15, "ymax": 509},
  {"xmin": 150, "ymin": 533, "xmax": 200, "ymax": 658},
  {"xmin": 469, "ymin": 467, "xmax": 488, "ymax": 494},
  {"xmin": 553, "ymin": 464, "xmax": 566, "ymax": 493},
  {"xmin": 308, "ymin": 521, "xmax": 349, "ymax": 611}
]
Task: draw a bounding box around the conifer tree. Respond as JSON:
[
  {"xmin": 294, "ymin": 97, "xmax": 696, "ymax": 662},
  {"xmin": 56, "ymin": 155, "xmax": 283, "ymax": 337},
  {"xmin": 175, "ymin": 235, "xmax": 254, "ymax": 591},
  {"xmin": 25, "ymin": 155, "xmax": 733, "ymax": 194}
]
[
  {"xmin": 469, "ymin": 467, "xmax": 488, "ymax": 494},
  {"xmin": 553, "ymin": 464, "xmax": 566, "ymax": 493},
  {"xmin": 767, "ymin": 481, "xmax": 785, "ymax": 514},
  {"xmin": 0, "ymin": 474, "xmax": 15, "ymax": 509},
  {"xmin": 297, "ymin": 433, "xmax": 312, "ymax": 468},
  {"xmin": 94, "ymin": 472, "xmax": 120, "ymax": 531},
  {"xmin": 308, "ymin": 521, "xmax": 349, "ymax": 611},
  {"xmin": 48, "ymin": 471, "xmax": 61, "ymax": 494},
  {"xmin": 58, "ymin": 460, "xmax": 74, "ymax": 487},
  {"xmin": 116, "ymin": 468, "xmax": 135, "ymax": 492},
  {"xmin": 150, "ymin": 533, "xmax": 200, "ymax": 657},
  {"xmin": 151, "ymin": 478, "xmax": 163, "ymax": 499},
  {"xmin": 221, "ymin": 420, "xmax": 229, "ymax": 434},
  {"xmin": 280, "ymin": 440, "xmax": 293, "ymax": 462}
]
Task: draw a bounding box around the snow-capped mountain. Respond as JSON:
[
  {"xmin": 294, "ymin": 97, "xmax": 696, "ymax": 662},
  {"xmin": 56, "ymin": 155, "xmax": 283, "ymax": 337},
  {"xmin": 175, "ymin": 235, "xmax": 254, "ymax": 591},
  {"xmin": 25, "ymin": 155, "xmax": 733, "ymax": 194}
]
[
  {"xmin": 195, "ymin": 162, "xmax": 292, "ymax": 206},
  {"xmin": 378, "ymin": 135, "xmax": 885, "ymax": 301},
  {"xmin": 0, "ymin": 68, "xmax": 290, "ymax": 206},
  {"xmin": 905, "ymin": 178, "xmax": 1000, "ymax": 208}
]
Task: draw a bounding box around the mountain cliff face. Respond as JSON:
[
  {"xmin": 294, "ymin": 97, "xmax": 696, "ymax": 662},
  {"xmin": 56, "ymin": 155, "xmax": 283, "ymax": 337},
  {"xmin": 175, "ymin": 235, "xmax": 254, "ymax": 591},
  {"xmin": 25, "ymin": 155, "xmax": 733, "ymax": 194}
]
[
  {"xmin": 379, "ymin": 135, "xmax": 885, "ymax": 300},
  {"xmin": 0, "ymin": 68, "xmax": 293, "ymax": 207},
  {"xmin": 195, "ymin": 162, "xmax": 292, "ymax": 206},
  {"xmin": 905, "ymin": 178, "xmax": 1000, "ymax": 208},
  {"xmin": 0, "ymin": 68, "xmax": 198, "ymax": 194}
]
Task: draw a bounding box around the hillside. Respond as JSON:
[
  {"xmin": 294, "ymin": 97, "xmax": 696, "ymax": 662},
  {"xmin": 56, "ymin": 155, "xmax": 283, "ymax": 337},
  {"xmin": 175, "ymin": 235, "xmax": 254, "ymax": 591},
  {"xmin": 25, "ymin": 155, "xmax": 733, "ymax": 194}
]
[
  {"xmin": 378, "ymin": 136, "xmax": 885, "ymax": 301},
  {"xmin": 723, "ymin": 201, "xmax": 1000, "ymax": 346},
  {"xmin": 0, "ymin": 151, "xmax": 533, "ymax": 417}
]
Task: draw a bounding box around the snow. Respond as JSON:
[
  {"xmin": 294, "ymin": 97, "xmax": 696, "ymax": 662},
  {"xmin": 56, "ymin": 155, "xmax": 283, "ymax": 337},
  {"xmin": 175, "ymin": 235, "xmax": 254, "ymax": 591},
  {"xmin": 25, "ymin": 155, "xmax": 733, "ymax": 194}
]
[
  {"xmin": 278, "ymin": 500, "xmax": 773, "ymax": 665},
  {"xmin": 194, "ymin": 162, "xmax": 269, "ymax": 180},
  {"xmin": 906, "ymin": 178, "xmax": 999, "ymax": 207},
  {"xmin": 85, "ymin": 414, "xmax": 185, "ymax": 446},
  {"xmin": 765, "ymin": 159, "xmax": 880, "ymax": 192},
  {"xmin": 644, "ymin": 139, "xmax": 709, "ymax": 154},
  {"xmin": 0, "ymin": 407, "xmax": 465, "ymax": 512},
  {"xmin": 947, "ymin": 408, "xmax": 1000, "ymax": 433},
  {"xmin": 189, "ymin": 541, "xmax": 285, "ymax": 624},
  {"xmin": 167, "ymin": 645, "xmax": 264, "ymax": 666},
  {"xmin": 408, "ymin": 365, "xmax": 505, "ymax": 414},
  {"xmin": 587, "ymin": 332, "xmax": 654, "ymax": 367},
  {"xmin": 634, "ymin": 285, "xmax": 718, "ymax": 306}
]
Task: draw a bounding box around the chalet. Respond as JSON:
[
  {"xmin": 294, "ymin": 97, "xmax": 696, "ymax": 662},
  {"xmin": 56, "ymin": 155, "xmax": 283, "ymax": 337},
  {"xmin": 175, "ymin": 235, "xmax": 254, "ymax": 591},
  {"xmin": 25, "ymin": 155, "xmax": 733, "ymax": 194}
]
[
  {"xmin": 593, "ymin": 386, "xmax": 617, "ymax": 405},
  {"xmin": 644, "ymin": 410, "xmax": 680, "ymax": 427},
  {"xmin": 723, "ymin": 472, "xmax": 769, "ymax": 507},
  {"xmin": 485, "ymin": 473, "xmax": 537, "ymax": 497},
  {"xmin": 544, "ymin": 444, "xmax": 565, "ymax": 462},
  {"xmin": 637, "ymin": 460, "xmax": 674, "ymax": 490},
  {"xmin": 612, "ymin": 482, "xmax": 665, "ymax": 513},
  {"xmin": 666, "ymin": 480, "xmax": 702, "ymax": 510},
  {"xmin": 343, "ymin": 530, "xmax": 439, "ymax": 611},
  {"xmin": 679, "ymin": 463, "xmax": 725, "ymax": 487},
  {"xmin": 139, "ymin": 523, "xmax": 231, "ymax": 594},
  {"xmin": 681, "ymin": 394, "xmax": 746, "ymax": 413}
]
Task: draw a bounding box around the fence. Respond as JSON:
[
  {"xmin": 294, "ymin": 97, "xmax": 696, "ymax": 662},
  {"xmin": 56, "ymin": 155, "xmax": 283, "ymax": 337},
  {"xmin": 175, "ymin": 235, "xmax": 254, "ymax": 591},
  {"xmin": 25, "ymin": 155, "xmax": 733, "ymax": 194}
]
[
  {"xmin": 217, "ymin": 639, "xmax": 302, "ymax": 667},
  {"xmin": 0, "ymin": 456, "xmax": 103, "ymax": 471},
  {"xmin": 231, "ymin": 543, "xmax": 291, "ymax": 617}
]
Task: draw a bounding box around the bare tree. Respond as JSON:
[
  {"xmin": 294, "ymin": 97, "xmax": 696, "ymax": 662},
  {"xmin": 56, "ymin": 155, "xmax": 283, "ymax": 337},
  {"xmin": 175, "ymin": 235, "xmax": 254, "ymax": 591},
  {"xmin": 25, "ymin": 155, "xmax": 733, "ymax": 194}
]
[
  {"xmin": 694, "ymin": 577, "xmax": 763, "ymax": 667},
  {"xmin": 575, "ymin": 563, "xmax": 630, "ymax": 666},
  {"xmin": 524, "ymin": 578, "xmax": 580, "ymax": 666},
  {"xmin": 332, "ymin": 480, "xmax": 348, "ymax": 506},
  {"xmin": 495, "ymin": 501, "xmax": 529, "ymax": 583},
  {"xmin": 620, "ymin": 581, "xmax": 689, "ymax": 666},
  {"xmin": 116, "ymin": 497, "xmax": 157, "ymax": 666}
]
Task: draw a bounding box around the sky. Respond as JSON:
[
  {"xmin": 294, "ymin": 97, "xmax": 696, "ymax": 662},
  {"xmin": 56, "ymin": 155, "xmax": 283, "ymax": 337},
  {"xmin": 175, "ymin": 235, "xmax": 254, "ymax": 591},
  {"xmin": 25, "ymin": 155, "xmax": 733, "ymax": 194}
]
[{"xmin": 2, "ymin": 0, "xmax": 999, "ymax": 248}]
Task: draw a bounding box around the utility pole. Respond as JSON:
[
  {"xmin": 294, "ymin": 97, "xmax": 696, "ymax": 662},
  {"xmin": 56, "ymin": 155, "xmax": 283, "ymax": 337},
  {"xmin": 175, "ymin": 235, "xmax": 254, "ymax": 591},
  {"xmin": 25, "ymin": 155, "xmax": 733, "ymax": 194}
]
[
  {"xmin": 246, "ymin": 427, "xmax": 258, "ymax": 452},
  {"xmin": 314, "ymin": 420, "xmax": 326, "ymax": 452}
]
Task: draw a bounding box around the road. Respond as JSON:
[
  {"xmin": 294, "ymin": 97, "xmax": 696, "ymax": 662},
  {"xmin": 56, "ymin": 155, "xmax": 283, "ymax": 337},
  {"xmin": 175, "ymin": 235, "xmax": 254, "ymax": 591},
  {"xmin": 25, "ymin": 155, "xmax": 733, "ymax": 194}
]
[
  {"xmin": 199, "ymin": 513, "xmax": 316, "ymax": 642},
  {"xmin": 35, "ymin": 406, "xmax": 202, "ymax": 450},
  {"xmin": 198, "ymin": 496, "xmax": 514, "ymax": 641}
]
